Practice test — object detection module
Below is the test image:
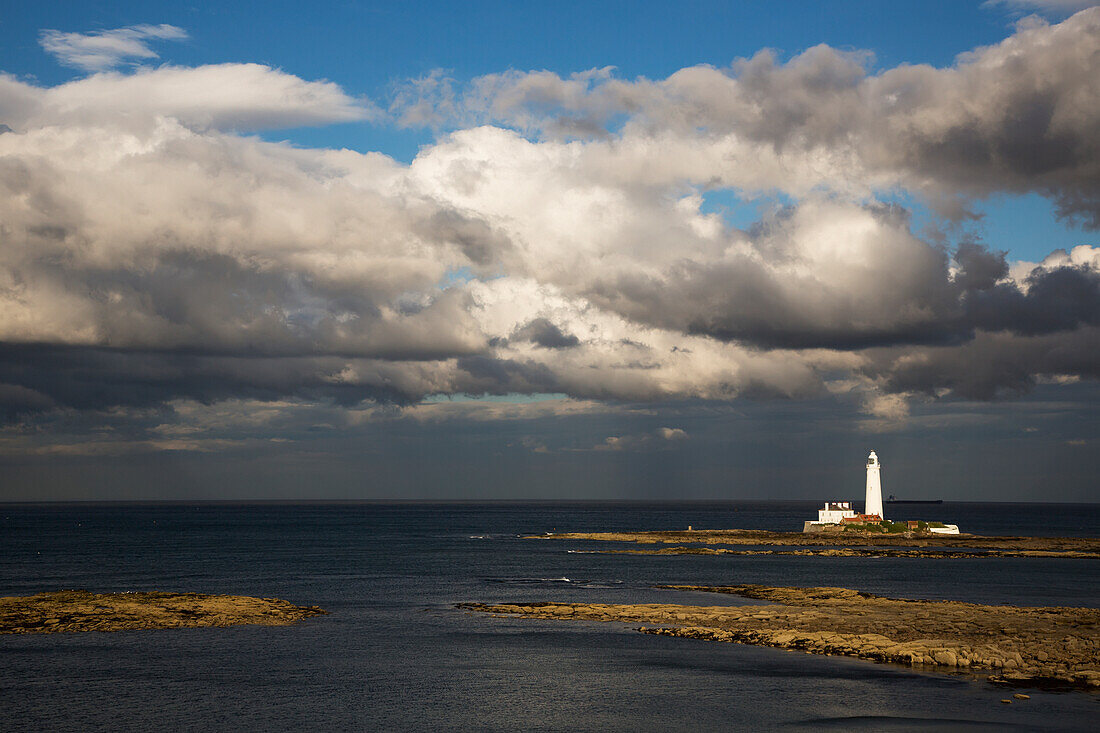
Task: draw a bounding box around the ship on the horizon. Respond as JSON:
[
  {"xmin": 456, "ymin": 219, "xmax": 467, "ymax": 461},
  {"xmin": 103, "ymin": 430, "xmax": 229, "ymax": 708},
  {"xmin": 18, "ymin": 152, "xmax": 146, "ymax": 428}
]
[{"xmin": 885, "ymin": 494, "xmax": 943, "ymax": 505}]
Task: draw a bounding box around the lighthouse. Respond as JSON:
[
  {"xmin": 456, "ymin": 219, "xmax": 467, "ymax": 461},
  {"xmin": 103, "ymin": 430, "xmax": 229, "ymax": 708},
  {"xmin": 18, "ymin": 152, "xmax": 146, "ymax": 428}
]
[
  {"xmin": 865, "ymin": 450, "xmax": 884, "ymax": 519},
  {"xmin": 804, "ymin": 450, "xmax": 962, "ymax": 533}
]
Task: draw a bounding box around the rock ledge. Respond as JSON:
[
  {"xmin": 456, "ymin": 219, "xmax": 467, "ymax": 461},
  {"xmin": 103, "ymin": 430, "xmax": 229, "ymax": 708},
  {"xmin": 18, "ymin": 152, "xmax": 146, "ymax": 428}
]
[
  {"xmin": 0, "ymin": 590, "xmax": 327, "ymax": 634},
  {"xmin": 460, "ymin": 584, "xmax": 1100, "ymax": 691}
]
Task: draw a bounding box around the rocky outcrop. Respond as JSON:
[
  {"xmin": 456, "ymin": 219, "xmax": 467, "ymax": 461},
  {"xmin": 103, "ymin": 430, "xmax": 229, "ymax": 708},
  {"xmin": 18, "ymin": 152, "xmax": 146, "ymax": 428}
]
[
  {"xmin": 601, "ymin": 546, "xmax": 1100, "ymax": 559},
  {"xmin": 531, "ymin": 529, "xmax": 1100, "ymax": 554},
  {"xmin": 0, "ymin": 591, "xmax": 327, "ymax": 634},
  {"xmin": 459, "ymin": 584, "xmax": 1100, "ymax": 691}
]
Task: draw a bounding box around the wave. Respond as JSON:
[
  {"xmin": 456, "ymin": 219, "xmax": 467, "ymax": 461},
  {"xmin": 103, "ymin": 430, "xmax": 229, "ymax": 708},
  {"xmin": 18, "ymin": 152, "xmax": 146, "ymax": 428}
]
[
  {"xmin": 485, "ymin": 576, "xmax": 574, "ymax": 584},
  {"xmin": 483, "ymin": 576, "xmax": 627, "ymax": 589}
]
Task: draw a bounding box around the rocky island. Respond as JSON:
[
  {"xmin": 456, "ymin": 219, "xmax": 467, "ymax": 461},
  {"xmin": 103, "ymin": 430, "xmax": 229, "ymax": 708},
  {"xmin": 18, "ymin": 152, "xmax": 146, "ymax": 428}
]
[
  {"xmin": 531, "ymin": 529, "xmax": 1100, "ymax": 558},
  {"xmin": 461, "ymin": 584, "xmax": 1100, "ymax": 691},
  {"xmin": 0, "ymin": 591, "xmax": 327, "ymax": 634},
  {"xmin": 599, "ymin": 546, "xmax": 1100, "ymax": 559}
]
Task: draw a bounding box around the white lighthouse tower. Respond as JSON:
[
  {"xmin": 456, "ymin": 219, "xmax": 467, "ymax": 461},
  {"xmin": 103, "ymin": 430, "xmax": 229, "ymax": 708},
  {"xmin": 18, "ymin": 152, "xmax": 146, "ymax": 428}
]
[{"xmin": 865, "ymin": 450, "xmax": 884, "ymax": 519}]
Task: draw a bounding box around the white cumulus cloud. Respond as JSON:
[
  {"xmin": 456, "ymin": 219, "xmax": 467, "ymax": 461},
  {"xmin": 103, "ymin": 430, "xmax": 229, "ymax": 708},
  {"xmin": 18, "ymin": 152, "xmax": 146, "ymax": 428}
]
[{"xmin": 0, "ymin": 14, "xmax": 1097, "ymax": 437}]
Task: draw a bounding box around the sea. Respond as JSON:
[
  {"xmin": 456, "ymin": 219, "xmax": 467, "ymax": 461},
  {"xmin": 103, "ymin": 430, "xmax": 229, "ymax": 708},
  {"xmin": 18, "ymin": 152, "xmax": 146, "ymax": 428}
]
[{"xmin": 1, "ymin": 501, "xmax": 1098, "ymax": 732}]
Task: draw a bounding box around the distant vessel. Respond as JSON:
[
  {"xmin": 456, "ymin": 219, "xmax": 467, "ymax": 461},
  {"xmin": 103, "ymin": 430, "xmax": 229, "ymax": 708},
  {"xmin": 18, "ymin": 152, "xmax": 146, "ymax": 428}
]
[{"xmin": 885, "ymin": 495, "xmax": 943, "ymax": 505}]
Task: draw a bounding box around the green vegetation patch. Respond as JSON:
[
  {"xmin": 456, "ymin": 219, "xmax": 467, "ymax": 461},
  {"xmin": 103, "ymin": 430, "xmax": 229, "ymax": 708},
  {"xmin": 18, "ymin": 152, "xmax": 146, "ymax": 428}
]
[{"xmin": 842, "ymin": 521, "xmax": 912, "ymax": 533}]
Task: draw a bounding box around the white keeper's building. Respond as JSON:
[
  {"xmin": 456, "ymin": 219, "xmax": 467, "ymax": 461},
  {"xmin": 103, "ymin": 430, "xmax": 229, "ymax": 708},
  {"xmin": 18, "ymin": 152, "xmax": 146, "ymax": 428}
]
[{"xmin": 817, "ymin": 501, "xmax": 856, "ymax": 524}]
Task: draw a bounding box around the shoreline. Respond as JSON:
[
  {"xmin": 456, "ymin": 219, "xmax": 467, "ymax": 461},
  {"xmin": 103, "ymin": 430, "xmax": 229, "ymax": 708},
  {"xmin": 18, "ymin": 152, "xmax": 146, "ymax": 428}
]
[
  {"xmin": 0, "ymin": 591, "xmax": 327, "ymax": 634},
  {"xmin": 460, "ymin": 584, "xmax": 1100, "ymax": 692}
]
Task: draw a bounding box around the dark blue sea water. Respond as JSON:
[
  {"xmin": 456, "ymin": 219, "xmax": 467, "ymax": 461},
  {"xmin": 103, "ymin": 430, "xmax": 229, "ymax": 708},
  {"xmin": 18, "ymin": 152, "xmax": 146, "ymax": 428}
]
[{"xmin": 1, "ymin": 502, "xmax": 1098, "ymax": 732}]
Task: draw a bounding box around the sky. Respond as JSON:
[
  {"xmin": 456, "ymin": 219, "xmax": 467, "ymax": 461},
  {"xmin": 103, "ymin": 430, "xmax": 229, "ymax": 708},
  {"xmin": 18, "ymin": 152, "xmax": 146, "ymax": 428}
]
[{"xmin": 0, "ymin": 0, "xmax": 1097, "ymax": 501}]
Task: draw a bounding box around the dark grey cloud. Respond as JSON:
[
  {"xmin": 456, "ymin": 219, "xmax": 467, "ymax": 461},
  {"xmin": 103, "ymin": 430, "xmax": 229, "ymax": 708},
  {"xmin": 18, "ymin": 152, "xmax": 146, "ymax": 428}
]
[
  {"xmin": 964, "ymin": 265, "xmax": 1100, "ymax": 337},
  {"xmin": 454, "ymin": 355, "xmax": 561, "ymax": 395},
  {"xmin": 953, "ymin": 241, "xmax": 1008, "ymax": 292},
  {"xmin": 869, "ymin": 325, "xmax": 1100, "ymax": 400},
  {"xmin": 0, "ymin": 344, "xmax": 417, "ymax": 422},
  {"xmin": 63, "ymin": 249, "xmax": 483, "ymax": 359},
  {"xmin": 511, "ymin": 317, "xmax": 580, "ymax": 348},
  {"xmin": 416, "ymin": 210, "xmax": 512, "ymax": 267},
  {"xmin": 581, "ymin": 204, "xmax": 1097, "ymax": 352},
  {"xmin": 870, "ymin": 55, "xmax": 1100, "ymax": 227}
]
